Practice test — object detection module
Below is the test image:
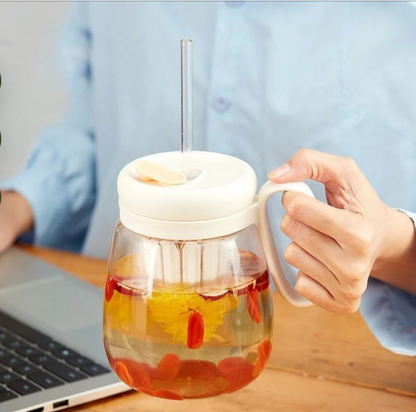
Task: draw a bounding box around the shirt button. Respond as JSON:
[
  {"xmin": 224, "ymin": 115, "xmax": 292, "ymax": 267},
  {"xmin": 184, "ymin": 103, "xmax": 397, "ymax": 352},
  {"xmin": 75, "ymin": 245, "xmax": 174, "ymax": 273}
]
[
  {"xmin": 225, "ymin": 1, "xmax": 244, "ymax": 7},
  {"xmin": 212, "ymin": 97, "xmax": 232, "ymax": 112}
]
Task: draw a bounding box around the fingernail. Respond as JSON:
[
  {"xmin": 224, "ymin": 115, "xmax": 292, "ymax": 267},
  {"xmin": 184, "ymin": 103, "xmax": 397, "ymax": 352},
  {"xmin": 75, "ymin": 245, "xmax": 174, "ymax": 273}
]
[{"xmin": 268, "ymin": 163, "xmax": 291, "ymax": 180}]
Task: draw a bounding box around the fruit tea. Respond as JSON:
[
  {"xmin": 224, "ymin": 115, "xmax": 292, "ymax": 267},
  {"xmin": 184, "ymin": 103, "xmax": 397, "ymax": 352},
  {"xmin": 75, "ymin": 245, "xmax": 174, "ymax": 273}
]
[{"xmin": 103, "ymin": 251, "xmax": 273, "ymax": 400}]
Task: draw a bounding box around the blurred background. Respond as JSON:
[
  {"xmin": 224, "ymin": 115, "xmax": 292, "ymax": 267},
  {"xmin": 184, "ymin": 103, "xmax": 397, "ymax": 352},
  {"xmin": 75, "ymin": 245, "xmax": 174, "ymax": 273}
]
[{"xmin": 0, "ymin": 2, "xmax": 69, "ymax": 181}]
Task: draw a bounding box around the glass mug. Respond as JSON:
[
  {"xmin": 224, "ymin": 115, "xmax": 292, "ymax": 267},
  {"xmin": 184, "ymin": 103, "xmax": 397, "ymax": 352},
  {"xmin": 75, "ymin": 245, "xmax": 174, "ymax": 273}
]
[{"xmin": 103, "ymin": 151, "xmax": 314, "ymax": 400}]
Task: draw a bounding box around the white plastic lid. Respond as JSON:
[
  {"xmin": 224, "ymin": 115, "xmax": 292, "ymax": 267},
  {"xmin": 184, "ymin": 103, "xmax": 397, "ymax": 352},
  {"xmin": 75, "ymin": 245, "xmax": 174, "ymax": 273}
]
[
  {"xmin": 117, "ymin": 151, "xmax": 259, "ymax": 240},
  {"xmin": 118, "ymin": 151, "xmax": 257, "ymax": 223}
]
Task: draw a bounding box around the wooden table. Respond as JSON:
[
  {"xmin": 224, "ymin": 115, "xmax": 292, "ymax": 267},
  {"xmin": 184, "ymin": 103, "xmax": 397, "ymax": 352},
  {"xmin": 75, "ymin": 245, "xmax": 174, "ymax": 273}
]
[{"xmin": 19, "ymin": 245, "xmax": 416, "ymax": 412}]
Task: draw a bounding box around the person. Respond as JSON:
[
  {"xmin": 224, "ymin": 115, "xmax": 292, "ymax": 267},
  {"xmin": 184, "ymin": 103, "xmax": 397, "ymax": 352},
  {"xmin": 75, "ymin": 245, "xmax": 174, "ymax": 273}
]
[{"xmin": 1, "ymin": 2, "xmax": 415, "ymax": 355}]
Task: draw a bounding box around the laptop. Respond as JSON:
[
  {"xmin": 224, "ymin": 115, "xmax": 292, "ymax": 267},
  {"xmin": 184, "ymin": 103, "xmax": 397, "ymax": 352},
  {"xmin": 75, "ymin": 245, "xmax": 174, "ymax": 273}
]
[{"xmin": 0, "ymin": 247, "xmax": 129, "ymax": 412}]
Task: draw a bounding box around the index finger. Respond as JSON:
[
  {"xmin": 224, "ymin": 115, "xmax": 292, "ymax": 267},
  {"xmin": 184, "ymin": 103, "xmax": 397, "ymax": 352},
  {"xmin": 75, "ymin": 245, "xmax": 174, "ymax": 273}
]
[{"xmin": 282, "ymin": 191, "xmax": 355, "ymax": 242}]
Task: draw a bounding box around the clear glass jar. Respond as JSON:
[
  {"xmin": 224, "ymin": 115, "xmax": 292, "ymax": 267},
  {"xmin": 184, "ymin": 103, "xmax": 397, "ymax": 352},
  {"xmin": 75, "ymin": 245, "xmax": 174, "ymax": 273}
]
[{"xmin": 103, "ymin": 222, "xmax": 273, "ymax": 400}]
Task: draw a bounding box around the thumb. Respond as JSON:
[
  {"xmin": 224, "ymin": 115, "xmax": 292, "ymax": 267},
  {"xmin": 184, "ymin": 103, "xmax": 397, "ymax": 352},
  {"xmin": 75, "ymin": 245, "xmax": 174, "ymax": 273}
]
[{"xmin": 268, "ymin": 148, "xmax": 358, "ymax": 187}]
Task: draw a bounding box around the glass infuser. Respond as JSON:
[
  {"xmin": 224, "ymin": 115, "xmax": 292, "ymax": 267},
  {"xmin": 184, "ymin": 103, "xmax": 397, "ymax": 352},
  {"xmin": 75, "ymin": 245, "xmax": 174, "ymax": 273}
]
[{"xmin": 103, "ymin": 40, "xmax": 314, "ymax": 400}]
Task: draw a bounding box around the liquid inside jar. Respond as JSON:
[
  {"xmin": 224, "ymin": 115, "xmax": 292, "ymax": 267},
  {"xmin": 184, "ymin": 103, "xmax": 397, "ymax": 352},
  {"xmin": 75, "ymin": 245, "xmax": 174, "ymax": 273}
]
[{"xmin": 103, "ymin": 251, "xmax": 273, "ymax": 400}]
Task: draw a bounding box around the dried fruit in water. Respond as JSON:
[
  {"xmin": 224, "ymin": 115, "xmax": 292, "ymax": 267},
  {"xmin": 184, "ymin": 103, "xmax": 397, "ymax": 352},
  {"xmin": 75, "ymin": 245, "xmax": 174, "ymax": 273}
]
[
  {"xmin": 195, "ymin": 286, "xmax": 229, "ymax": 301},
  {"xmin": 134, "ymin": 160, "xmax": 186, "ymax": 185},
  {"xmin": 150, "ymin": 353, "xmax": 181, "ymax": 380},
  {"xmin": 139, "ymin": 386, "xmax": 185, "ymax": 401},
  {"xmin": 112, "ymin": 358, "xmax": 150, "ymax": 388},
  {"xmin": 148, "ymin": 286, "xmax": 237, "ymax": 346},
  {"xmin": 239, "ymin": 250, "xmax": 267, "ymax": 276},
  {"xmin": 247, "ymin": 289, "xmax": 262, "ymax": 324},
  {"xmin": 187, "ymin": 311, "xmax": 204, "ymax": 349},
  {"xmin": 218, "ymin": 357, "xmax": 255, "ymax": 393},
  {"xmin": 154, "ymin": 388, "xmax": 184, "ymax": 400},
  {"xmin": 258, "ymin": 340, "xmax": 272, "ymax": 360},
  {"xmin": 231, "ymin": 278, "xmax": 256, "ymax": 298},
  {"xmin": 177, "ymin": 360, "xmax": 220, "ymax": 381},
  {"xmin": 114, "ymin": 361, "xmax": 134, "ymax": 387},
  {"xmin": 255, "ymin": 271, "xmax": 270, "ymax": 292},
  {"xmin": 111, "ymin": 254, "xmax": 141, "ymax": 279},
  {"xmin": 105, "ymin": 276, "xmax": 117, "ymax": 303},
  {"xmin": 253, "ymin": 340, "xmax": 272, "ymax": 377},
  {"xmin": 138, "ymin": 387, "xmax": 156, "ymax": 397}
]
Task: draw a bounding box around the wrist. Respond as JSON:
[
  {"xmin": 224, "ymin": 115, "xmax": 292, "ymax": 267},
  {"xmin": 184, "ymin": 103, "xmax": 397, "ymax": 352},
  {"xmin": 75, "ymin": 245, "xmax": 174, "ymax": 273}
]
[
  {"xmin": 371, "ymin": 206, "xmax": 416, "ymax": 293},
  {"xmin": 380, "ymin": 207, "xmax": 415, "ymax": 258}
]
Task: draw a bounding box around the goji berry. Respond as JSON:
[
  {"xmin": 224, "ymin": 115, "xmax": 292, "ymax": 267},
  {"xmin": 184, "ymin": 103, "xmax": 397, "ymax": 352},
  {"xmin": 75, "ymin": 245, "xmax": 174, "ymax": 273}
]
[
  {"xmin": 111, "ymin": 357, "xmax": 150, "ymax": 388},
  {"xmin": 258, "ymin": 340, "xmax": 272, "ymax": 360},
  {"xmin": 247, "ymin": 289, "xmax": 262, "ymax": 323},
  {"xmin": 114, "ymin": 361, "xmax": 134, "ymax": 387},
  {"xmin": 149, "ymin": 353, "xmax": 181, "ymax": 380},
  {"xmin": 105, "ymin": 275, "xmax": 117, "ymax": 302},
  {"xmin": 252, "ymin": 340, "xmax": 272, "ymax": 377},
  {"xmin": 218, "ymin": 356, "xmax": 255, "ymax": 393},
  {"xmin": 187, "ymin": 311, "xmax": 204, "ymax": 349}
]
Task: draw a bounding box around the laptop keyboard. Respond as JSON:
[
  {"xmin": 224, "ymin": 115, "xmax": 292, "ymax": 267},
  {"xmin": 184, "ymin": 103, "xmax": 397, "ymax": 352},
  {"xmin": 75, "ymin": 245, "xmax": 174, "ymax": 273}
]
[{"xmin": 0, "ymin": 309, "xmax": 110, "ymax": 403}]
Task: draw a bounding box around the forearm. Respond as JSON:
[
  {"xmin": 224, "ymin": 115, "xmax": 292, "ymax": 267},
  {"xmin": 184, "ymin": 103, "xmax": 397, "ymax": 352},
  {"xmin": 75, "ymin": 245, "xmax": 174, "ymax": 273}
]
[
  {"xmin": 371, "ymin": 208, "xmax": 416, "ymax": 294},
  {"xmin": 2, "ymin": 191, "xmax": 33, "ymax": 235},
  {"xmin": 0, "ymin": 191, "xmax": 33, "ymax": 252}
]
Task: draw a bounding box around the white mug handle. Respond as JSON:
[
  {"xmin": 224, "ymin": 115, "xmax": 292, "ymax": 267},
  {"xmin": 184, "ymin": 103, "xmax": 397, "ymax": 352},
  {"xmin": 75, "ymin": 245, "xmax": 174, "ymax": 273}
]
[{"xmin": 257, "ymin": 180, "xmax": 315, "ymax": 307}]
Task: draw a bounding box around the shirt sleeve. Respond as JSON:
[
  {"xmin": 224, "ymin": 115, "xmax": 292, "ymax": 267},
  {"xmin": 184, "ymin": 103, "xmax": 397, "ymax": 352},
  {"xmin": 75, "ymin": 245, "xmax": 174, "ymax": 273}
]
[
  {"xmin": 360, "ymin": 209, "xmax": 416, "ymax": 356},
  {"xmin": 0, "ymin": 3, "xmax": 96, "ymax": 253}
]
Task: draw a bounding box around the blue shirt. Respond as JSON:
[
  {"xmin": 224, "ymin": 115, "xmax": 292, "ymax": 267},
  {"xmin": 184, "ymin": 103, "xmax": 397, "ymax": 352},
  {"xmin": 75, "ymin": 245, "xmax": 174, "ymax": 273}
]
[{"xmin": 2, "ymin": 2, "xmax": 416, "ymax": 355}]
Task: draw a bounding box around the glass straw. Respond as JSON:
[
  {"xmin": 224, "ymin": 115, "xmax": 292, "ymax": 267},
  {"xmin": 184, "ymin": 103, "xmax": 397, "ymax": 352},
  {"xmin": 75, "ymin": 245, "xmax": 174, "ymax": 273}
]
[{"xmin": 180, "ymin": 39, "xmax": 193, "ymax": 169}]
